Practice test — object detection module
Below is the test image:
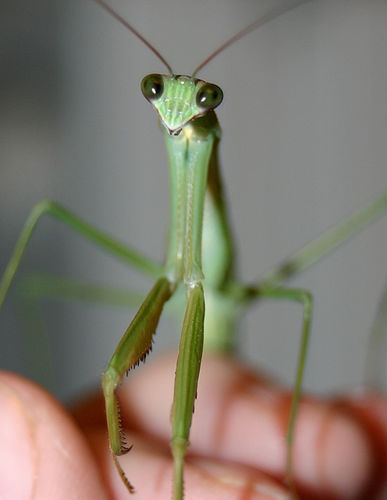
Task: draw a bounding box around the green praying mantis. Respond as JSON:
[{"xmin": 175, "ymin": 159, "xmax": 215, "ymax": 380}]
[{"xmin": 1, "ymin": 0, "xmax": 386, "ymax": 498}]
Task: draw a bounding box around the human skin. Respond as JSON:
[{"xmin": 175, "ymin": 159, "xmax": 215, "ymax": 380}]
[{"xmin": 0, "ymin": 352, "xmax": 385, "ymax": 499}]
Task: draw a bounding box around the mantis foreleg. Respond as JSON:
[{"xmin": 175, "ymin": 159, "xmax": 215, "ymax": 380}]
[
  {"xmin": 102, "ymin": 276, "xmax": 173, "ymax": 492},
  {"xmin": 171, "ymin": 283, "xmax": 205, "ymax": 499}
]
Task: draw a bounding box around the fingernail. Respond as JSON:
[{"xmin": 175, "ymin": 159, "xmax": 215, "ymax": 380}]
[
  {"xmin": 0, "ymin": 380, "xmax": 36, "ymax": 498},
  {"xmin": 191, "ymin": 458, "xmax": 290, "ymax": 499}
]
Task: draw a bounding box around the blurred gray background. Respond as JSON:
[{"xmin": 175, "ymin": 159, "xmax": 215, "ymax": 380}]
[{"xmin": 1, "ymin": 0, "xmax": 386, "ymax": 402}]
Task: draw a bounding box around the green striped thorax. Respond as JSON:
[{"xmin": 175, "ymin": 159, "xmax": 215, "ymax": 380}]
[{"xmin": 141, "ymin": 74, "xmax": 223, "ymax": 135}]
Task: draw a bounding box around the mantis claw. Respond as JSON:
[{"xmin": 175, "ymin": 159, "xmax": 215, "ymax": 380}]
[{"xmin": 113, "ymin": 454, "xmax": 136, "ymax": 494}]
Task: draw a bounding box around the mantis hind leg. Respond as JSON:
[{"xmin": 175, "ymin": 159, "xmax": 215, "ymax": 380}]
[
  {"xmin": 248, "ymin": 285, "xmax": 313, "ymax": 493},
  {"xmin": 241, "ymin": 192, "xmax": 386, "ymax": 492},
  {"xmin": 19, "ymin": 272, "xmax": 145, "ymax": 309},
  {"xmin": 365, "ymin": 275, "xmax": 387, "ymax": 389},
  {"xmin": 17, "ymin": 273, "xmax": 147, "ymax": 388}
]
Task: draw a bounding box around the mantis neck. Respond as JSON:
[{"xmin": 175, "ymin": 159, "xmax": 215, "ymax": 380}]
[
  {"xmin": 163, "ymin": 111, "xmax": 240, "ymax": 352},
  {"xmin": 163, "ymin": 112, "xmax": 218, "ymax": 286}
]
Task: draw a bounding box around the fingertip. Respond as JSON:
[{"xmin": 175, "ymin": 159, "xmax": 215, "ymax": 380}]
[
  {"xmin": 329, "ymin": 391, "xmax": 387, "ymax": 497},
  {"xmin": 0, "ymin": 372, "xmax": 108, "ymax": 499},
  {"xmin": 0, "ymin": 377, "xmax": 35, "ymax": 499},
  {"xmin": 292, "ymin": 399, "xmax": 373, "ymax": 497}
]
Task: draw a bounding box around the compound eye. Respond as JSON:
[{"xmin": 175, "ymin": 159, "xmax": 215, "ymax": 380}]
[
  {"xmin": 196, "ymin": 83, "xmax": 223, "ymax": 110},
  {"xmin": 141, "ymin": 74, "xmax": 164, "ymax": 100}
]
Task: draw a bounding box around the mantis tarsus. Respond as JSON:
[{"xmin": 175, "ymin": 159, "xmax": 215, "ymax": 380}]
[{"xmin": 1, "ymin": 0, "xmax": 386, "ymax": 498}]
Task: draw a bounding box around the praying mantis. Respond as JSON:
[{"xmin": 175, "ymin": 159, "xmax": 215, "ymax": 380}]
[{"xmin": 1, "ymin": 0, "xmax": 387, "ymax": 498}]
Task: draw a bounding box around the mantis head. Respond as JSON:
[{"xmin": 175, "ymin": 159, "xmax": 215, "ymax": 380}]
[{"xmin": 141, "ymin": 74, "xmax": 223, "ymax": 135}]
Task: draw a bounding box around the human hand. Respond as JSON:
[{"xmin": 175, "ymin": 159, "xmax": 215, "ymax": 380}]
[{"xmin": 1, "ymin": 352, "xmax": 385, "ymax": 499}]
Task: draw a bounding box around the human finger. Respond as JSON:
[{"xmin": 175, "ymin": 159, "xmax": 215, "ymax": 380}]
[
  {"xmin": 118, "ymin": 353, "xmax": 378, "ymax": 498},
  {"xmin": 0, "ymin": 372, "xmax": 108, "ymax": 500}
]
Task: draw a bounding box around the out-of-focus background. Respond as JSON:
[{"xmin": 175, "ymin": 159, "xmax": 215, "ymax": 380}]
[{"xmin": 1, "ymin": 0, "xmax": 386, "ymax": 402}]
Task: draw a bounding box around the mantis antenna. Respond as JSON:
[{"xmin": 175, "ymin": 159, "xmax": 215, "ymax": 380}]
[
  {"xmin": 92, "ymin": 0, "xmax": 174, "ymax": 74},
  {"xmin": 192, "ymin": 0, "xmax": 312, "ymax": 76},
  {"xmin": 92, "ymin": 0, "xmax": 312, "ymax": 78}
]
